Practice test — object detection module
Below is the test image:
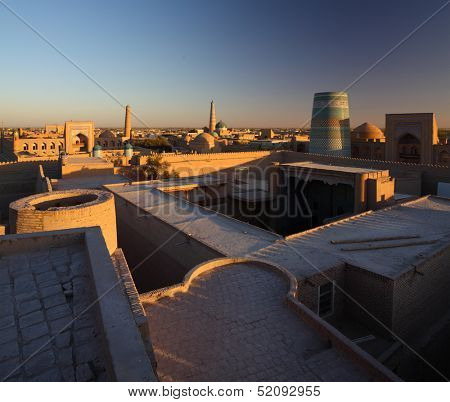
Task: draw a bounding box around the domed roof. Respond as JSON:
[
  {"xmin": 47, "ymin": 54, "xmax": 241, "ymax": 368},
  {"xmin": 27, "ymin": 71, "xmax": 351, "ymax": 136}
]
[
  {"xmin": 192, "ymin": 132, "xmax": 216, "ymax": 146},
  {"xmin": 211, "ymin": 131, "xmax": 219, "ymax": 138},
  {"xmin": 215, "ymin": 120, "xmax": 227, "ymax": 130},
  {"xmin": 99, "ymin": 130, "xmax": 116, "ymax": 139},
  {"xmin": 93, "ymin": 144, "xmax": 102, "ymax": 150},
  {"xmin": 124, "ymin": 142, "xmax": 133, "ymax": 149},
  {"xmin": 351, "ymin": 122, "xmax": 384, "ymax": 140}
]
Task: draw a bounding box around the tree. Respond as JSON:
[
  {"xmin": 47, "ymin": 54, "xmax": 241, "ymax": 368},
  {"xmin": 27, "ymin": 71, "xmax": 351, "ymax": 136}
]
[
  {"xmin": 125, "ymin": 153, "xmax": 179, "ymax": 181},
  {"xmin": 135, "ymin": 137, "xmax": 170, "ymax": 148}
]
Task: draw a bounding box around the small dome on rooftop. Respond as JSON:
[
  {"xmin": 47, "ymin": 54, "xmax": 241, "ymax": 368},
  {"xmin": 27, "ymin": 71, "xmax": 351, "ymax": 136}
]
[
  {"xmin": 215, "ymin": 120, "xmax": 227, "ymax": 130},
  {"xmin": 192, "ymin": 132, "xmax": 215, "ymax": 145},
  {"xmin": 99, "ymin": 130, "xmax": 116, "ymax": 139},
  {"xmin": 351, "ymin": 122, "xmax": 384, "ymax": 140}
]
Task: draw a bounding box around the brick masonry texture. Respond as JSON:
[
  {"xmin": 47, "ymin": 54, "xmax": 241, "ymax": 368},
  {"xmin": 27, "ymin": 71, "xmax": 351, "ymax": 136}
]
[
  {"xmin": 0, "ymin": 245, "xmax": 107, "ymax": 382},
  {"xmin": 144, "ymin": 263, "xmax": 368, "ymax": 381},
  {"xmin": 9, "ymin": 189, "xmax": 117, "ymax": 254}
]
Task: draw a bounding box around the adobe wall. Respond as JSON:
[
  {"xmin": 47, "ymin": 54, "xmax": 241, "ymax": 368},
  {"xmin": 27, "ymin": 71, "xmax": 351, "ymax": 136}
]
[
  {"xmin": 111, "ymin": 248, "xmax": 157, "ymax": 371},
  {"xmin": 0, "ymin": 160, "xmax": 59, "ymax": 221},
  {"xmin": 112, "ymin": 194, "xmax": 222, "ymax": 292},
  {"xmin": 139, "ymin": 151, "xmax": 276, "ymax": 178},
  {"xmin": 297, "ymin": 265, "xmax": 346, "ymax": 319},
  {"xmin": 9, "ymin": 189, "xmax": 117, "ymax": 254},
  {"xmin": 35, "ymin": 165, "xmax": 53, "ymax": 193},
  {"xmin": 392, "ymin": 244, "xmax": 450, "ymax": 338},
  {"xmin": 299, "ymin": 247, "xmax": 450, "ymax": 341},
  {"xmin": 60, "ymin": 159, "xmax": 115, "ymax": 178},
  {"xmin": 343, "ymin": 264, "xmax": 394, "ymax": 337},
  {"xmin": 13, "ymin": 137, "xmax": 64, "ymax": 156}
]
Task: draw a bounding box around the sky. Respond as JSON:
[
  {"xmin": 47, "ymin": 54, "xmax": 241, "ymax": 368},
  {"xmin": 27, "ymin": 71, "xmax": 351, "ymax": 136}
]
[{"xmin": 0, "ymin": 0, "xmax": 449, "ymax": 128}]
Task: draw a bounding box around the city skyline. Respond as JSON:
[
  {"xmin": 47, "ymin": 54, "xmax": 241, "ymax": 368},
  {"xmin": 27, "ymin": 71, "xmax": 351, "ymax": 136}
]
[{"xmin": 1, "ymin": 0, "xmax": 449, "ymax": 127}]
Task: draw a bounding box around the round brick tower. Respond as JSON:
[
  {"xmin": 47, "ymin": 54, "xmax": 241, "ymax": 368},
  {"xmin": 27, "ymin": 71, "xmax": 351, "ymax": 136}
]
[
  {"xmin": 9, "ymin": 189, "xmax": 117, "ymax": 254},
  {"xmin": 209, "ymin": 100, "xmax": 216, "ymax": 134},
  {"xmin": 309, "ymin": 91, "xmax": 351, "ymax": 156},
  {"xmin": 124, "ymin": 104, "xmax": 132, "ymax": 141}
]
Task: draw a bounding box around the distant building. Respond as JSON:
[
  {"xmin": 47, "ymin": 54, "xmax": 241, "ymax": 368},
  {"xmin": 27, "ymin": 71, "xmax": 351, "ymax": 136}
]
[
  {"xmin": 44, "ymin": 124, "xmax": 64, "ymax": 134},
  {"xmin": 351, "ymin": 122, "xmax": 385, "ymax": 160},
  {"xmin": 4, "ymin": 106, "xmax": 133, "ymax": 158},
  {"xmin": 189, "ymin": 132, "xmax": 221, "ymax": 153},
  {"xmin": 215, "ymin": 120, "xmax": 228, "ymax": 136},
  {"xmin": 260, "ymin": 128, "xmax": 275, "ymax": 139},
  {"xmin": 350, "ymin": 114, "xmax": 450, "ymax": 165},
  {"xmin": 385, "ymin": 113, "xmax": 438, "ymax": 164}
]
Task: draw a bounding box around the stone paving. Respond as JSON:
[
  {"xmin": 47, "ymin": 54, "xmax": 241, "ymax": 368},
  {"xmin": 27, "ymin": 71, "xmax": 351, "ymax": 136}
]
[
  {"xmin": 0, "ymin": 244, "xmax": 107, "ymax": 381},
  {"xmin": 144, "ymin": 263, "xmax": 369, "ymax": 381}
]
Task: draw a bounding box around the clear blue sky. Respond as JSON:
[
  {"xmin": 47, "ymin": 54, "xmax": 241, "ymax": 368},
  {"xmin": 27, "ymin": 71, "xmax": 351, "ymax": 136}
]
[{"xmin": 1, "ymin": 0, "xmax": 449, "ymax": 128}]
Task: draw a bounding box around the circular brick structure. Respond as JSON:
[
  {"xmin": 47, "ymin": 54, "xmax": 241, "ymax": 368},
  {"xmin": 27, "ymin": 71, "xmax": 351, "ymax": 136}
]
[{"xmin": 9, "ymin": 189, "xmax": 117, "ymax": 254}]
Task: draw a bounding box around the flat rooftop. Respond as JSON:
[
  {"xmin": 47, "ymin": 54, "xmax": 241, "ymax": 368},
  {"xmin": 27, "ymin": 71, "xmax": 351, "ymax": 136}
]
[
  {"xmin": 0, "ymin": 229, "xmax": 155, "ymax": 382},
  {"xmin": 105, "ymin": 179, "xmax": 280, "ymax": 256},
  {"xmin": 0, "ymin": 233, "xmax": 107, "ymax": 381},
  {"xmin": 62, "ymin": 156, "xmax": 111, "ymax": 165},
  {"xmin": 280, "ymin": 161, "xmax": 387, "ymax": 175},
  {"xmin": 53, "ymin": 174, "xmax": 129, "ymax": 191},
  {"xmin": 143, "ymin": 261, "xmax": 371, "ymax": 381},
  {"xmin": 106, "ymin": 178, "xmax": 449, "ymax": 280},
  {"xmin": 250, "ymin": 196, "xmax": 450, "ymax": 279}
]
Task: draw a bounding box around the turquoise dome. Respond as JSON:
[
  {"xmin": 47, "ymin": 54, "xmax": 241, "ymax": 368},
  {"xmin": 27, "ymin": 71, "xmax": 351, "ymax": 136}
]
[
  {"xmin": 211, "ymin": 131, "xmax": 219, "ymax": 137},
  {"xmin": 93, "ymin": 144, "xmax": 102, "ymax": 150},
  {"xmin": 215, "ymin": 120, "xmax": 227, "ymax": 130},
  {"xmin": 124, "ymin": 142, "xmax": 133, "ymax": 149}
]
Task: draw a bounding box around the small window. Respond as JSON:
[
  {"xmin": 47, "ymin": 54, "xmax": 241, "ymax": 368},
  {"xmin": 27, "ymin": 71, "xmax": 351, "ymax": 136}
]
[{"xmin": 318, "ymin": 281, "xmax": 334, "ymax": 317}]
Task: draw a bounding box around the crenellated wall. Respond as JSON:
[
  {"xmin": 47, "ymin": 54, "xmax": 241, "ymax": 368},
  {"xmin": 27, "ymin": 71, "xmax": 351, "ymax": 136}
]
[{"xmin": 135, "ymin": 151, "xmax": 275, "ymax": 178}]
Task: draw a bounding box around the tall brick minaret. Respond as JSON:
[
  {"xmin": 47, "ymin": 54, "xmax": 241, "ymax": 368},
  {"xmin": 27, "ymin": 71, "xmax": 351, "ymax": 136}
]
[
  {"xmin": 124, "ymin": 104, "xmax": 132, "ymax": 141},
  {"xmin": 209, "ymin": 100, "xmax": 216, "ymax": 134}
]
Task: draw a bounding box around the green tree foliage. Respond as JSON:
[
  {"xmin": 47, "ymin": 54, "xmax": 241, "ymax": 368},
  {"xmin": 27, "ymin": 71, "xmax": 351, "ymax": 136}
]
[
  {"xmin": 135, "ymin": 136, "xmax": 170, "ymax": 148},
  {"xmin": 124, "ymin": 153, "xmax": 179, "ymax": 181}
]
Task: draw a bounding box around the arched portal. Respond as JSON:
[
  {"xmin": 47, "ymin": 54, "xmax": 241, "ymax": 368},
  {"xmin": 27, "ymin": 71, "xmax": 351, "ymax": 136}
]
[
  {"xmin": 73, "ymin": 134, "xmax": 89, "ymax": 153},
  {"xmin": 398, "ymin": 133, "xmax": 420, "ymax": 163}
]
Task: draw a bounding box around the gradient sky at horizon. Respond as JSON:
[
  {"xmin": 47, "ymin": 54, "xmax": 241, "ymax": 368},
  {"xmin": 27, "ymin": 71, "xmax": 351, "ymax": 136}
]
[{"xmin": 0, "ymin": 0, "xmax": 449, "ymax": 128}]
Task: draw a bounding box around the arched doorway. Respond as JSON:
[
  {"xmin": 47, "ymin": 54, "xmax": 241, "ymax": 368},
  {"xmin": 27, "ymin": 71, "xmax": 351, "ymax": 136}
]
[
  {"xmin": 398, "ymin": 133, "xmax": 420, "ymax": 163},
  {"xmin": 73, "ymin": 134, "xmax": 89, "ymax": 153}
]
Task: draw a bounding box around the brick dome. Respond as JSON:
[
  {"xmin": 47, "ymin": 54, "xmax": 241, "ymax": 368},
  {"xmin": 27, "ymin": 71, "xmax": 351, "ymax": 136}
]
[
  {"xmin": 351, "ymin": 122, "xmax": 384, "ymax": 140},
  {"xmin": 99, "ymin": 130, "xmax": 116, "ymax": 139}
]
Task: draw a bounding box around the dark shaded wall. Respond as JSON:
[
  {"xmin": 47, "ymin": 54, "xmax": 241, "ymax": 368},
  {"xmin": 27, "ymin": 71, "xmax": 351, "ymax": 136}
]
[
  {"xmin": 113, "ymin": 195, "xmax": 222, "ymax": 293},
  {"xmin": 0, "ymin": 161, "xmax": 59, "ymax": 222}
]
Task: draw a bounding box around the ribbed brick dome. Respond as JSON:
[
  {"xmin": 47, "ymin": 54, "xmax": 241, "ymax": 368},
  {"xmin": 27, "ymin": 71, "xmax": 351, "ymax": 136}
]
[{"xmin": 351, "ymin": 122, "xmax": 384, "ymax": 140}]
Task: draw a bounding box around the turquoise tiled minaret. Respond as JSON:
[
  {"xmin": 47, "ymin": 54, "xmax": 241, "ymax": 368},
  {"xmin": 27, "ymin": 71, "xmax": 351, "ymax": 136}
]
[{"xmin": 309, "ymin": 92, "xmax": 351, "ymax": 156}]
